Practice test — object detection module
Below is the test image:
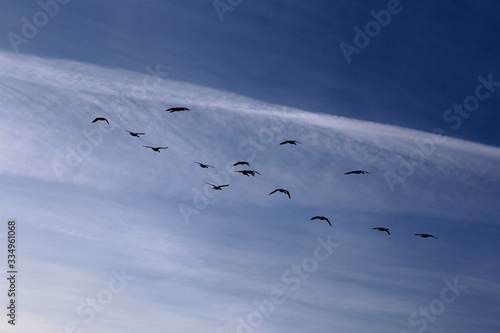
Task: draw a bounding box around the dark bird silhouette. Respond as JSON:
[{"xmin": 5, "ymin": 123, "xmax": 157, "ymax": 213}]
[
  {"xmin": 344, "ymin": 170, "xmax": 371, "ymax": 175},
  {"xmin": 236, "ymin": 170, "xmax": 261, "ymax": 177},
  {"xmin": 279, "ymin": 140, "xmax": 301, "ymax": 145},
  {"xmin": 205, "ymin": 182, "xmax": 229, "ymax": 191},
  {"xmin": 126, "ymin": 130, "xmax": 145, "ymax": 137},
  {"xmin": 311, "ymin": 216, "xmax": 332, "ymax": 227},
  {"xmin": 194, "ymin": 162, "xmax": 214, "ymax": 169},
  {"xmin": 233, "ymin": 161, "xmax": 250, "ymax": 167},
  {"xmin": 92, "ymin": 117, "xmax": 109, "ymax": 124},
  {"xmin": 415, "ymin": 234, "xmax": 438, "ymax": 239},
  {"xmin": 373, "ymin": 227, "xmax": 390, "ymax": 235},
  {"xmin": 269, "ymin": 189, "xmax": 291, "ymax": 199},
  {"xmin": 143, "ymin": 146, "xmax": 168, "ymax": 152},
  {"xmin": 166, "ymin": 107, "xmax": 190, "ymax": 113}
]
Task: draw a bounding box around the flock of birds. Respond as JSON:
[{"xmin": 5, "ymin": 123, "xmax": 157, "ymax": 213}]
[{"xmin": 91, "ymin": 108, "xmax": 438, "ymax": 240}]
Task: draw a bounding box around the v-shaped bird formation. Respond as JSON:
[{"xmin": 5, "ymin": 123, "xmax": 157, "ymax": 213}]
[{"xmin": 90, "ymin": 109, "xmax": 438, "ymax": 239}]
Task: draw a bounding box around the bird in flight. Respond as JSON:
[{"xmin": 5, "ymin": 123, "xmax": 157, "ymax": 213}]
[
  {"xmin": 194, "ymin": 162, "xmax": 214, "ymax": 169},
  {"xmin": 311, "ymin": 216, "xmax": 332, "ymax": 227},
  {"xmin": 415, "ymin": 234, "xmax": 438, "ymax": 239},
  {"xmin": 236, "ymin": 170, "xmax": 261, "ymax": 177},
  {"xmin": 205, "ymin": 183, "xmax": 229, "ymax": 191},
  {"xmin": 92, "ymin": 117, "xmax": 109, "ymax": 124},
  {"xmin": 143, "ymin": 146, "xmax": 168, "ymax": 152},
  {"xmin": 166, "ymin": 107, "xmax": 190, "ymax": 113},
  {"xmin": 126, "ymin": 130, "xmax": 145, "ymax": 137},
  {"xmin": 279, "ymin": 140, "xmax": 301, "ymax": 145},
  {"xmin": 373, "ymin": 227, "xmax": 390, "ymax": 235},
  {"xmin": 344, "ymin": 170, "xmax": 371, "ymax": 175},
  {"xmin": 233, "ymin": 161, "xmax": 250, "ymax": 167},
  {"xmin": 269, "ymin": 189, "xmax": 291, "ymax": 199}
]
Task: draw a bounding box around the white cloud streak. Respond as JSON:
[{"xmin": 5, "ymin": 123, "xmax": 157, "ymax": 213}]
[{"xmin": 1, "ymin": 51, "xmax": 499, "ymax": 332}]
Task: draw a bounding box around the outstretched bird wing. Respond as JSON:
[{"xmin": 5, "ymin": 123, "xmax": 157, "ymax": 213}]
[
  {"xmin": 345, "ymin": 170, "xmax": 370, "ymax": 174},
  {"xmin": 385, "ymin": 229, "xmax": 390, "ymax": 235},
  {"xmin": 311, "ymin": 216, "xmax": 331, "ymax": 226},
  {"xmin": 269, "ymin": 189, "xmax": 278, "ymax": 195},
  {"xmin": 284, "ymin": 190, "xmax": 291, "ymax": 199},
  {"xmin": 166, "ymin": 107, "xmax": 189, "ymax": 112},
  {"xmin": 205, "ymin": 182, "xmax": 216, "ymax": 187},
  {"xmin": 92, "ymin": 117, "xmax": 109, "ymax": 124}
]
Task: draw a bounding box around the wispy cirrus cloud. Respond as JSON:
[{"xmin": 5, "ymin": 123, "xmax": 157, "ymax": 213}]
[{"xmin": 1, "ymin": 51, "xmax": 499, "ymax": 332}]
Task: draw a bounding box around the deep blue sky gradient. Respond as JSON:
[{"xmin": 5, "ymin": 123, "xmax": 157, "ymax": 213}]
[
  {"xmin": 1, "ymin": 0, "xmax": 499, "ymax": 146},
  {"xmin": 1, "ymin": 1, "xmax": 499, "ymax": 332}
]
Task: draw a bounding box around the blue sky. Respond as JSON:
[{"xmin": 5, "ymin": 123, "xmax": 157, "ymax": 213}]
[
  {"xmin": 2, "ymin": 0, "xmax": 500, "ymax": 145},
  {"xmin": 0, "ymin": 1, "xmax": 499, "ymax": 332}
]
